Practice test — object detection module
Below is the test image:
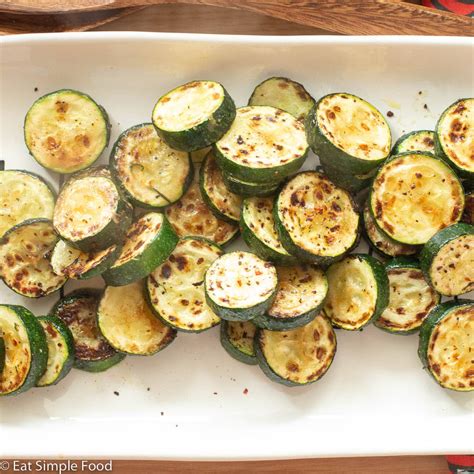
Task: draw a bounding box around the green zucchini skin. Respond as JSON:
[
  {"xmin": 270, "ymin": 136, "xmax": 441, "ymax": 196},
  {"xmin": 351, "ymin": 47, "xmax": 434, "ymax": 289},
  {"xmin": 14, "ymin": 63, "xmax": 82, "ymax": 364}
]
[
  {"xmin": 36, "ymin": 315, "xmax": 75, "ymax": 387},
  {"xmin": 152, "ymin": 81, "xmax": 236, "ymax": 152},
  {"xmin": 0, "ymin": 305, "xmax": 48, "ymax": 396},
  {"xmin": 222, "ymin": 173, "xmax": 280, "ymax": 197},
  {"xmin": 253, "ymin": 305, "xmax": 317, "ymax": 332},
  {"xmin": 220, "ymin": 320, "xmax": 257, "ymax": 365},
  {"xmin": 0, "ymin": 336, "xmax": 4, "ymax": 373},
  {"xmin": 73, "ymin": 352, "xmax": 126, "ymax": 373},
  {"xmin": 418, "ymin": 299, "xmax": 473, "ymax": 391},
  {"xmin": 391, "ymin": 130, "xmax": 435, "ymax": 155}
]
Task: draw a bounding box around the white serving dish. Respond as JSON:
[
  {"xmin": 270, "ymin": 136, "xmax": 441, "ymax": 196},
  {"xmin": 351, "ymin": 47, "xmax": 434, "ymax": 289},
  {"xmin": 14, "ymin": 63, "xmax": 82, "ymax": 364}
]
[{"xmin": 0, "ymin": 33, "xmax": 472, "ymax": 460}]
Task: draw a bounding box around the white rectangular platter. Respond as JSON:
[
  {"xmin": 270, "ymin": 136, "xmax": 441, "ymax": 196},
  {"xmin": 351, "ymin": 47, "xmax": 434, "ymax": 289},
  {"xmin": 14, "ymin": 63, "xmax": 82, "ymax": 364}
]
[{"xmin": 0, "ymin": 33, "xmax": 472, "ymax": 460}]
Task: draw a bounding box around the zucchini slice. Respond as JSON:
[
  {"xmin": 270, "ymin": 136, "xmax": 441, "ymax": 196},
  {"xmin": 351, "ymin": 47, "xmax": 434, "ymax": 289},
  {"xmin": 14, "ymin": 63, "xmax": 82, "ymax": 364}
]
[
  {"xmin": 220, "ymin": 320, "xmax": 257, "ymax": 365},
  {"xmin": 255, "ymin": 312, "xmax": 336, "ymax": 387},
  {"xmin": 0, "ymin": 304, "xmax": 48, "ymax": 396},
  {"xmin": 375, "ymin": 258, "xmax": 440, "ymax": 334},
  {"xmin": 462, "ymin": 191, "xmax": 473, "ymax": 225},
  {"xmin": 370, "ymin": 153, "xmax": 464, "ymax": 245},
  {"xmin": 98, "ymin": 281, "xmax": 177, "ymax": 356},
  {"xmin": 254, "ymin": 265, "xmax": 328, "ymax": 331},
  {"xmin": 52, "ymin": 289, "xmax": 125, "ymax": 373},
  {"xmin": 362, "ymin": 202, "xmax": 418, "ymax": 258},
  {"xmin": 191, "ymin": 146, "xmax": 211, "ymax": 164},
  {"xmin": 152, "ymin": 80, "xmax": 236, "ymax": 151},
  {"xmin": 200, "ymin": 151, "xmax": 242, "ymax": 222},
  {"xmin": 275, "ymin": 171, "xmax": 360, "ymax": 265},
  {"xmin": 435, "ymin": 98, "xmax": 474, "ymax": 181},
  {"xmin": 54, "ymin": 166, "xmax": 133, "ymax": 252},
  {"xmin": 418, "ymin": 299, "xmax": 473, "ymax": 391},
  {"xmin": 306, "ymin": 93, "xmax": 391, "ymax": 174},
  {"xmin": 51, "ymin": 239, "xmax": 119, "ymax": 280},
  {"xmin": 318, "ymin": 159, "xmax": 376, "ymax": 194},
  {"xmin": 147, "ymin": 237, "xmax": 222, "ymax": 333},
  {"xmin": 103, "ymin": 212, "xmax": 178, "ymax": 287},
  {"xmin": 165, "ymin": 180, "xmax": 239, "ymax": 246},
  {"xmin": 0, "ymin": 170, "xmax": 55, "ymax": 239},
  {"xmin": 205, "ymin": 251, "xmax": 278, "ymax": 321},
  {"xmin": 24, "ymin": 89, "xmax": 110, "ymax": 174},
  {"xmin": 36, "ymin": 315, "xmax": 75, "ymax": 387},
  {"xmin": 324, "ymin": 254, "xmax": 389, "ymax": 330},
  {"xmin": 110, "ymin": 123, "xmax": 193, "ymax": 209},
  {"xmin": 248, "ymin": 77, "xmax": 315, "ymax": 122},
  {"xmin": 222, "ymin": 173, "xmax": 280, "ymax": 197},
  {"xmin": 215, "ymin": 106, "xmax": 308, "ymax": 184},
  {"xmin": 0, "ymin": 219, "xmax": 66, "ymax": 298},
  {"xmin": 420, "ymin": 223, "xmax": 474, "ymax": 296},
  {"xmin": 392, "ymin": 130, "xmax": 435, "ymax": 155},
  {"xmin": 241, "ymin": 196, "xmax": 297, "ymax": 266}
]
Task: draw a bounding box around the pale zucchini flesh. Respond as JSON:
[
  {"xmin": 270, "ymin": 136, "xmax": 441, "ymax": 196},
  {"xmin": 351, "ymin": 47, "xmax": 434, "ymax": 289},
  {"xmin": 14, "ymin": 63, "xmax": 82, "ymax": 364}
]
[
  {"xmin": 220, "ymin": 320, "xmax": 257, "ymax": 365},
  {"xmin": 392, "ymin": 130, "xmax": 435, "ymax": 155}
]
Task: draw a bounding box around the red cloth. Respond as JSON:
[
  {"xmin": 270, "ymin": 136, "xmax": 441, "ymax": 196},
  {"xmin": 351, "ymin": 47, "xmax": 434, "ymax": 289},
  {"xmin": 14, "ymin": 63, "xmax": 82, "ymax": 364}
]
[
  {"xmin": 446, "ymin": 455, "xmax": 474, "ymax": 472},
  {"xmin": 422, "ymin": 0, "xmax": 474, "ymax": 16}
]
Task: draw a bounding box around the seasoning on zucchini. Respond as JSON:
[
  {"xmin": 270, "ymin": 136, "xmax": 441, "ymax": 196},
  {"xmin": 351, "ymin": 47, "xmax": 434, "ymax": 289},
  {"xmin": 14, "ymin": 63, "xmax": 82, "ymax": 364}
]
[
  {"xmin": 147, "ymin": 237, "xmax": 222, "ymax": 332},
  {"xmin": 165, "ymin": 180, "xmax": 239, "ymax": 246},
  {"xmin": 255, "ymin": 312, "xmax": 336, "ymax": 387},
  {"xmin": 306, "ymin": 93, "xmax": 391, "ymax": 174},
  {"xmin": 0, "ymin": 219, "xmax": 66, "ymax": 298},
  {"xmin": 110, "ymin": 123, "xmax": 193, "ymax": 209},
  {"xmin": 363, "ymin": 202, "xmax": 418, "ymax": 258},
  {"xmin": 200, "ymin": 151, "xmax": 242, "ymax": 222},
  {"xmin": 240, "ymin": 196, "xmax": 297, "ymax": 266},
  {"xmin": 324, "ymin": 254, "xmax": 389, "ymax": 331},
  {"xmin": 375, "ymin": 258, "xmax": 440, "ymax": 334},
  {"xmin": 220, "ymin": 320, "xmax": 257, "ymax": 365},
  {"xmin": 418, "ymin": 299, "xmax": 473, "ymax": 391},
  {"xmin": 53, "ymin": 166, "xmax": 133, "ymax": 252},
  {"xmin": 435, "ymin": 98, "xmax": 473, "ymax": 181},
  {"xmin": 214, "ymin": 105, "xmax": 308, "ymax": 184},
  {"xmin": 419, "ymin": 223, "xmax": 474, "ymax": 296},
  {"xmin": 24, "ymin": 89, "xmax": 110, "ymax": 173},
  {"xmin": 152, "ymin": 80, "xmax": 236, "ymax": 151},
  {"xmin": 52, "ymin": 289, "xmax": 125, "ymax": 372},
  {"xmin": 253, "ymin": 265, "xmax": 328, "ymax": 331},
  {"xmin": 51, "ymin": 239, "xmax": 119, "ymax": 280},
  {"xmin": 274, "ymin": 171, "xmax": 360, "ymax": 265},
  {"xmin": 370, "ymin": 153, "xmax": 464, "ymax": 245},
  {"xmin": 36, "ymin": 315, "xmax": 75, "ymax": 387},
  {"xmin": 103, "ymin": 212, "xmax": 178, "ymax": 287},
  {"xmin": 98, "ymin": 281, "xmax": 177, "ymax": 356},
  {"xmin": 0, "ymin": 304, "xmax": 48, "ymax": 396},
  {"xmin": 392, "ymin": 130, "xmax": 435, "ymax": 155},
  {"xmin": 462, "ymin": 191, "xmax": 474, "ymax": 225},
  {"xmin": 248, "ymin": 77, "xmax": 315, "ymax": 122},
  {"xmin": 205, "ymin": 251, "xmax": 278, "ymax": 322},
  {"xmin": 222, "ymin": 173, "xmax": 280, "ymax": 197},
  {"xmin": 0, "ymin": 170, "xmax": 55, "ymax": 238}
]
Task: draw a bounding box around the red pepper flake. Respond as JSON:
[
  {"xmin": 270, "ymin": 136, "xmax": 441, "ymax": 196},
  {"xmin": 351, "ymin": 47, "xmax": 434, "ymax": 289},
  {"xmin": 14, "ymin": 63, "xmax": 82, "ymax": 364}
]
[
  {"xmin": 387, "ymin": 111, "xmax": 394, "ymax": 118},
  {"xmin": 243, "ymin": 388, "xmax": 248, "ymax": 395}
]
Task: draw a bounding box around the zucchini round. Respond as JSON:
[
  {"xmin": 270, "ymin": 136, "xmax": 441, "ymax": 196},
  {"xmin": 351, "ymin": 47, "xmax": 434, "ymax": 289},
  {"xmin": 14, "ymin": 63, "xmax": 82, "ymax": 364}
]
[
  {"xmin": 324, "ymin": 254, "xmax": 389, "ymax": 330},
  {"xmin": 24, "ymin": 89, "xmax": 110, "ymax": 174},
  {"xmin": 199, "ymin": 151, "xmax": 242, "ymax": 222},
  {"xmin": 306, "ymin": 93, "xmax": 391, "ymax": 174},
  {"xmin": 240, "ymin": 196, "xmax": 297, "ymax": 266},
  {"xmin": 0, "ymin": 219, "xmax": 66, "ymax": 298},
  {"xmin": 214, "ymin": 105, "xmax": 308, "ymax": 184},
  {"xmin": 274, "ymin": 171, "xmax": 360, "ymax": 265},
  {"xmin": 392, "ymin": 130, "xmax": 435, "ymax": 155},
  {"xmin": 147, "ymin": 237, "xmax": 223, "ymax": 333},
  {"xmin": 318, "ymin": 159, "xmax": 375, "ymax": 194},
  {"xmin": 0, "ymin": 170, "xmax": 55, "ymax": 239},
  {"xmin": 36, "ymin": 315, "xmax": 75, "ymax": 387},
  {"xmin": 419, "ymin": 223, "xmax": 474, "ymax": 296},
  {"xmin": 0, "ymin": 304, "xmax": 48, "ymax": 396},
  {"xmin": 52, "ymin": 289, "xmax": 125, "ymax": 373},
  {"xmin": 253, "ymin": 265, "xmax": 328, "ymax": 331},
  {"xmin": 204, "ymin": 251, "xmax": 278, "ymax": 322},
  {"xmin": 375, "ymin": 258, "xmax": 440, "ymax": 334},
  {"xmin": 418, "ymin": 299, "xmax": 473, "ymax": 391},
  {"xmin": 370, "ymin": 153, "xmax": 464, "ymax": 245},
  {"xmin": 220, "ymin": 320, "xmax": 257, "ymax": 365},
  {"xmin": 102, "ymin": 212, "xmax": 178, "ymax": 287},
  {"xmin": 435, "ymin": 98, "xmax": 474, "ymax": 181},
  {"xmin": 248, "ymin": 76, "xmax": 315, "ymax": 122},
  {"xmin": 222, "ymin": 173, "xmax": 280, "ymax": 197},
  {"xmin": 54, "ymin": 166, "xmax": 133, "ymax": 252},
  {"xmin": 98, "ymin": 281, "xmax": 177, "ymax": 356},
  {"xmin": 165, "ymin": 179, "xmax": 239, "ymax": 246},
  {"xmin": 255, "ymin": 312, "xmax": 336, "ymax": 387},
  {"xmin": 462, "ymin": 191, "xmax": 473, "ymax": 225},
  {"xmin": 110, "ymin": 123, "xmax": 193, "ymax": 209},
  {"xmin": 152, "ymin": 80, "xmax": 236, "ymax": 151}
]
